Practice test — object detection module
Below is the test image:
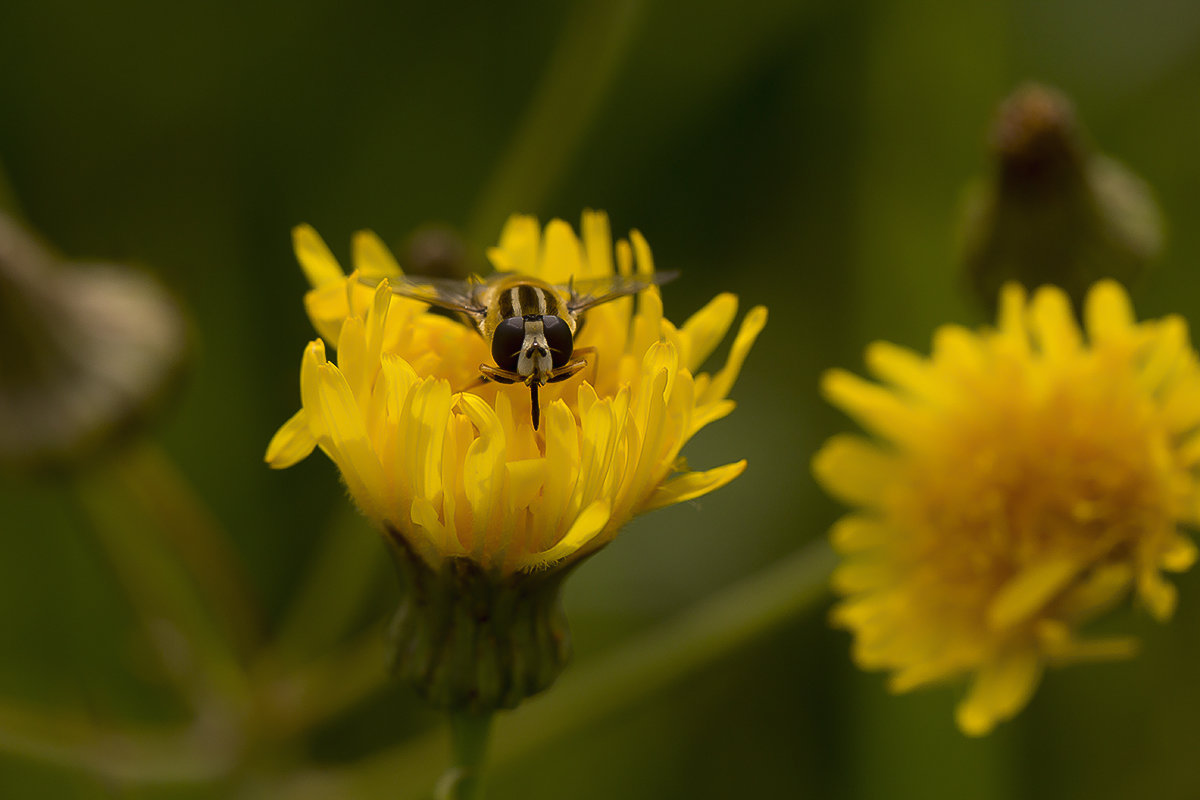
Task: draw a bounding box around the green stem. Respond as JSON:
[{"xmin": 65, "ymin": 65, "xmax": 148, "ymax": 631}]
[
  {"xmin": 0, "ymin": 699, "xmax": 233, "ymax": 785},
  {"xmin": 267, "ymin": 539, "xmax": 835, "ymax": 799},
  {"xmin": 465, "ymin": 0, "xmax": 643, "ymax": 245},
  {"xmin": 0, "ymin": 157, "xmax": 25, "ymax": 221},
  {"xmin": 439, "ymin": 711, "xmax": 495, "ymax": 800},
  {"xmin": 70, "ymin": 456, "xmax": 251, "ymax": 713},
  {"xmin": 268, "ymin": 504, "xmax": 387, "ymax": 664},
  {"xmin": 112, "ymin": 442, "xmax": 262, "ymax": 656}
]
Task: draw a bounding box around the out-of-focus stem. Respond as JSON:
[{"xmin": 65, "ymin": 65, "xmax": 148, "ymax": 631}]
[
  {"xmin": 0, "ymin": 700, "xmax": 234, "ymax": 785},
  {"xmin": 267, "ymin": 505, "xmax": 387, "ymax": 664},
  {"xmin": 112, "ymin": 442, "xmax": 262, "ymax": 656},
  {"xmin": 465, "ymin": 0, "xmax": 644, "ymax": 245},
  {"xmin": 437, "ymin": 711, "xmax": 494, "ymax": 800},
  {"xmin": 267, "ymin": 539, "xmax": 836, "ymax": 798},
  {"xmin": 0, "ymin": 160, "xmax": 21, "ymax": 220},
  {"xmin": 255, "ymin": 625, "xmax": 390, "ymax": 739},
  {"xmin": 71, "ymin": 461, "xmax": 252, "ymax": 713}
]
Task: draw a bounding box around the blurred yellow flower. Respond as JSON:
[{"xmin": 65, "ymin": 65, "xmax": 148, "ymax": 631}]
[
  {"xmin": 814, "ymin": 280, "xmax": 1200, "ymax": 736},
  {"xmin": 267, "ymin": 211, "xmax": 766, "ymax": 575}
]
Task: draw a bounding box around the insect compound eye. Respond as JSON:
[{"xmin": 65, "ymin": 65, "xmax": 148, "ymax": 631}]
[
  {"xmin": 542, "ymin": 315, "xmax": 574, "ymax": 369},
  {"xmin": 491, "ymin": 317, "xmax": 526, "ymax": 372}
]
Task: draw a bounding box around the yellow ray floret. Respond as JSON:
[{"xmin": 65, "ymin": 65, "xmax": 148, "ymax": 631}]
[
  {"xmin": 267, "ymin": 211, "xmax": 765, "ymax": 574},
  {"xmin": 813, "ymin": 280, "xmax": 1200, "ymax": 736}
]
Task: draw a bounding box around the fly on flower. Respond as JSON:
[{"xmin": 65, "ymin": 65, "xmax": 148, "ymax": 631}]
[{"xmin": 366, "ymin": 270, "xmax": 677, "ymax": 429}]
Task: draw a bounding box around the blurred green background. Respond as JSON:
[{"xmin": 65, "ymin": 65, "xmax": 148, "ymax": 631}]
[{"xmin": 3, "ymin": 0, "xmax": 1200, "ymax": 797}]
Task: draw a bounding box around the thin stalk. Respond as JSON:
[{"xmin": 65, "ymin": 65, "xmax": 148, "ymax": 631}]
[
  {"xmin": 267, "ymin": 539, "xmax": 835, "ymax": 799},
  {"xmin": 70, "ymin": 462, "xmax": 252, "ymax": 713},
  {"xmin": 438, "ymin": 711, "xmax": 495, "ymax": 800},
  {"xmin": 0, "ymin": 159, "xmax": 22, "ymax": 221},
  {"xmin": 112, "ymin": 442, "xmax": 262, "ymax": 656},
  {"xmin": 465, "ymin": 0, "xmax": 644, "ymax": 245},
  {"xmin": 0, "ymin": 700, "xmax": 233, "ymax": 785},
  {"xmin": 267, "ymin": 504, "xmax": 387, "ymax": 664}
]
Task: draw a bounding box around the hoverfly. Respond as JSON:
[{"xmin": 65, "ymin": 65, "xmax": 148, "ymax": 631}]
[{"xmin": 369, "ymin": 270, "xmax": 677, "ymax": 430}]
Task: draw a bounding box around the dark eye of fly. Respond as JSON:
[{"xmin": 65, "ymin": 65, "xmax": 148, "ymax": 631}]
[
  {"xmin": 542, "ymin": 315, "xmax": 574, "ymax": 368},
  {"xmin": 491, "ymin": 317, "xmax": 526, "ymax": 372}
]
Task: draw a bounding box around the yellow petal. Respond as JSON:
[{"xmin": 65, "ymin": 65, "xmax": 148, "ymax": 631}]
[
  {"xmin": 265, "ymin": 409, "xmax": 317, "ymax": 468},
  {"xmin": 811, "ymin": 434, "xmax": 897, "ymax": 507},
  {"xmin": 955, "ymin": 649, "xmax": 1042, "ymax": 736},
  {"xmin": 988, "ymin": 555, "xmax": 1082, "ymax": 630},
  {"xmin": 335, "ymin": 315, "xmax": 368, "ymax": 398},
  {"xmin": 702, "ymin": 306, "xmax": 767, "ymax": 404},
  {"xmin": 1037, "ymin": 620, "xmax": 1139, "ymax": 664},
  {"xmin": 506, "ymin": 458, "xmax": 545, "ymax": 514},
  {"xmin": 630, "ymin": 230, "xmax": 656, "ymax": 277},
  {"xmin": 300, "ymin": 340, "xmax": 329, "ymax": 436},
  {"xmin": 540, "ymin": 219, "xmax": 585, "ymax": 284},
  {"xmin": 1084, "ymin": 279, "xmax": 1135, "ymax": 346},
  {"xmin": 821, "ymin": 369, "xmax": 925, "ymax": 446},
  {"xmin": 457, "ymin": 393, "xmax": 508, "ymax": 561},
  {"xmin": 489, "ymin": 214, "xmax": 540, "ymax": 274},
  {"xmin": 864, "ymin": 341, "xmax": 943, "ymax": 401},
  {"xmin": 995, "ymin": 282, "xmax": 1030, "ymax": 356},
  {"xmin": 1030, "ymin": 285, "xmax": 1082, "ymax": 360},
  {"xmin": 1138, "ymin": 316, "xmax": 1187, "ymax": 394},
  {"xmin": 640, "ymin": 460, "xmax": 747, "ymax": 512},
  {"xmin": 829, "ymin": 514, "xmax": 890, "ymax": 553},
  {"xmin": 1054, "ymin": 563, "xmax": 1133, "ymax": 622},
  {"xmin": 1138, "ymin": 569, "xmax": 1178, "ymax": 620},
  {"xmin": 541, "ymin": 400, "xmax": 581, "ymax": 550},
  {"xmin": 689, "ymin": 399, "xmax": 736, "ymax": 438},
  {"xmin": 1161, "ymin": 533, "xmax": 1198, "ymax": 572},
  {"xmin": 581, "ymin": 209, "xmax": 614, "ymax": 279},
  {"xmin": 293, "ymin": 224, "xmax": 345, "ymax": 289},
  {"xmin": 352, "ymin": 230, "xmax": 403, "ymax": 279},
  {"xmin": 316, "ymin": 363, "xmax": 386, "ymax": 519},
  {"xmin": 517, "ymin": 500, "xmax": 611, "ymax": 570},
  {"xmin": 679, "ymin": 293, "xmax": 738, "ymax": 373},
  {"xmin": 831, "ymin": 559, "xmax": 893, "ymax": 593},
  {"xmin": 303, "ymin": 283, "xmax": 351, "ymax": 344}
]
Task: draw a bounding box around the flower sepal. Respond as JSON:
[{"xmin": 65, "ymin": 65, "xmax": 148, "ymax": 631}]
[{"xmin": 386, "ymin": 529, "xmax": 572, "ymax": 712}]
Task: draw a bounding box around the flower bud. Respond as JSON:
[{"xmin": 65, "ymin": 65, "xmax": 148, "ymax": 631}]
[
  {"xmin": 386, "ymin": 530, "xmax": 571, "ymax": 712},
  {"xmin": 959, "ymin": 84, "xmax": 1163, "ymax": 311}
]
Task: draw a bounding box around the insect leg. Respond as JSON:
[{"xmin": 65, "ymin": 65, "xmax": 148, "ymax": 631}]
[
  {"xmin": 546, "ymin": 346, "xmax": 599, "ymax": 386},
  {"xmin": 479, "ymin": 364, "xmax": 521, "ymax": 384}
]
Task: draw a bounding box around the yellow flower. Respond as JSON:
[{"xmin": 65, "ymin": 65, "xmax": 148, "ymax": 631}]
[
  {"xmin": 265, "ymin": 211, "xmax": 764, "ymax": 710},
  {"xmin": 268, "ymin": 211, "xmax": 764, "ymax": 573},
  {"xmin": 813, "ymin": 280, "xmax": 1200, "ymax": 736}
]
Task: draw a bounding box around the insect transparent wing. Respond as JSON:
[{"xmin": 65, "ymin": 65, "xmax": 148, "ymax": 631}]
[
  {"xmin": 360, "ymin": 274, "xmax": 487, "ymax": 316},
  {"xmin": 565, "ymin": 270, "xmax": 680, "ymax": 313}
]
